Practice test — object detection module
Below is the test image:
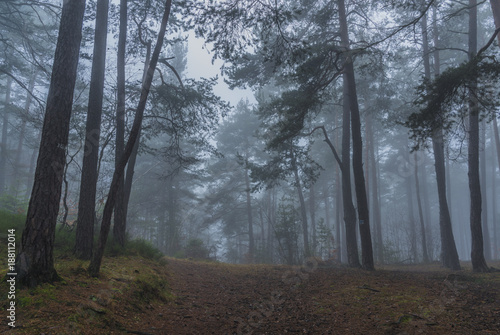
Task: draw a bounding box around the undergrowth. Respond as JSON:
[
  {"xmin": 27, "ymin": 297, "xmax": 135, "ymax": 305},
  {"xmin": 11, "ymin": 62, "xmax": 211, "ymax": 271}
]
[{"xmin": 0, "ymin": 209, "xmax": 163, "ymax": 262}]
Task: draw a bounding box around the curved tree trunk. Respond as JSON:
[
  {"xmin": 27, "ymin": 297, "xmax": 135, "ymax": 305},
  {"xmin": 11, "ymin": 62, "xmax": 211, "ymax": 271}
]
[
  {"xmin": 15, "ymin": 0, "xmax": 86, "ymax": 287},
  {"xmin": 88, "ymin": 0, "xmax": 173, "ymax": 277}
]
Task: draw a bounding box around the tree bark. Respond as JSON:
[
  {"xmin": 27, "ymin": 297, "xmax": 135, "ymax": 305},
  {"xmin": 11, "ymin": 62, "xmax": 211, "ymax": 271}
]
[
  {"xmin": 75, "ymin": 0, "xmax": 110, "ymax": 260},
  {"xmin": 366, "ymin": 112, "xmax": 383, "ymax": 263},
  {"xmin": 468, "ymin": 0, "xmax": 489, "ymax": 272},
  {"xmin": 480, "ymin": 119, "xmax": 492, "ymax": 260},
  {"xmin": 340, "ymin": 75, "xmax": 360, "ymax": 268},
  {"xmin": 429, "ymin": 6, "xmax": 461, "ymax": 270},
  {"xmin": 405, "ymin": 157, "xmax": 418, "ymax": 262},
  {"xmin": 244, "ymin": 161, "xmax": 255, "ymax": 262},
  {"xmin": 309, "ymin": 183, "xmax": 317, "ymax": 253},
  {"xmin": 492, "ymin": 118, "xmax": 500, "ymax": 259},
  {"xmin": 113, "ymin": 0, "xmax": 128, "ymax": 247},
  {"xmin": 290, "ymin": 146, "xmax": 310, "ymax": 258},
  {"xmin": 88, "ymin": 0, "xmax": 172, "ymax": 277},
  {"xmin": 338, "ymin": 0, "xmax": 374, "ymax": 270},
  {"xmin": 491, "ymin": 136, "xmax": 498, "ymax": 259},
  {"xmin": 15, "ymin": 0, "xmax": 86, "ymax": 287},
  {"xmin": 123, "ymin": 34, "xmax": 151, "ymax": 224},
  {"xmin": 415, "ymin": 152, "xmax": 430, "ymax": 263}
]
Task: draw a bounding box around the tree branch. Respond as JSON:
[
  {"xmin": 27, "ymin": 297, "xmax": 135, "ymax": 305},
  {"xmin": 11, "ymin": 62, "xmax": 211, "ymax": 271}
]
[{"xmin": 303, "ymin": 125, "xmax": 343, "ymax": 171}]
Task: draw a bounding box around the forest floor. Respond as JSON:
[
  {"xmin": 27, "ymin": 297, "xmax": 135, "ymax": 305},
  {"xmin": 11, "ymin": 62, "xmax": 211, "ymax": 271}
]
[{"xmin": 1, "ymin": 256, "xmax": 500, "ymax": 334}]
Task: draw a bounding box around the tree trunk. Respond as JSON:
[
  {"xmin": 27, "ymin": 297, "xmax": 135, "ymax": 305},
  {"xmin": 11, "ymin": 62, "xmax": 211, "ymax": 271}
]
[
  {"xmin": 24, "ymin": 138, "xmax": 38, "ymax": 202},
  {"xmin": 290, "ymin": 146, "xmax": 310, "ymax": 258},
  {"xmin": 491, "ymin": 137, "xmax": 498, "ymax": 259},
  {"xmin": 15, "ymin": 0, "xmax": 86, "ymax": 287},
  {"xmin": 244, "ymin": 161, "xmax": 255, "ymax": 262},
  {"xmin": 405, "ymin": 161, "xmax": 418, "ymax": 263},
  {"xmin": 429, "ymin": 7, "xmax": 461, "ymax": 270},
  {"xmin": 480, "ymin": 119, "xmax": 492, "ymax": 260},
  {"xmin": 88, "ymin": 0, "xmax": 172, "ymax": 277},
  {"xmin": 75, "ymin": 0, "xmax": 110, "ymax": 260},
  {"xmin": 123, "ymin": 36, "xmax": 151, "ymax": 223},
  {"xmin": 309, "ymin": 183, "xmax": 317, "ymax": 254},
  {"xmin": 338, "ymin": 0, "xmax": 374, "ymax": 270},
  {"xmin": 415, "ymin": 152, "xmax": 430, "ymax": 263},
  {"xmin": 340, "ymin": 79, "xmax": 360, "ymax": 267},
  {"xmin": 366, "ymin": 112, "xmax": 383, "ymax": 263},
  {"xmin": 493, "ymin": 118, "xmax": 500, "ymax": 259},
  {"xmin": 123, "ymin": 127, "xmax": 140, "ymax": 223},
  {"xmin": 113, "ymin": 0, "xmax": 128, "ymax": 247},
  {"xmin": 0, "ymin": 76, "xmax": 12, "ymax": 195},
  {"xmin": 468, "ymin": 0, "xmax": 489, "ymax": 272}
]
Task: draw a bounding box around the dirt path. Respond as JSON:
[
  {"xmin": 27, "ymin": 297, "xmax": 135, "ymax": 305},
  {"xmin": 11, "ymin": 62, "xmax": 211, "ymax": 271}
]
[
  {"xmin": 157, "ymin": 260, "xmax": 325, "ymax": 334},
  {"xmin": 3, "ymin": 258, "xmax": 500, "ymax": 334},
  {"xmin": 151, "ymin": 259, "xmax": 500, "ymax": 335}
]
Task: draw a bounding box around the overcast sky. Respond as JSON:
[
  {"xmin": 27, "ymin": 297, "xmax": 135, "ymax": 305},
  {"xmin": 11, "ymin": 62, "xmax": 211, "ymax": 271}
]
[{"xmin": 186, "ymin": 34, "xmax": 255, "ymax": 107}]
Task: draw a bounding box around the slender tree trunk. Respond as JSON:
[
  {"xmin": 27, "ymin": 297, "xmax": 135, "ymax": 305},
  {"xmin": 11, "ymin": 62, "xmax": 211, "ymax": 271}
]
[
  {"xmin": 446, "ymin": 148, "xmax": 453, "ymax": 221},
  {"xmin": 123, "ymin": 38, "xmax": 151, "ymax": 222},
  {"xmin": 290, "ymin": 147, "xmax": 310, "ymax": 258},
  {"xmin": 113, "ymin": 0, "xmax": 128, "ymax": 247},
  {"xmin": 338, "ymin": 0, "xmax": 374, "ymax": 270},
  {"xmin": 267, "ymin": 189, "xmax": 275, "ymax": 263},
  {"xmin": 405, "ymin": 158, "xmax": 418, "ymax": 262},
  {"xmin": 428, "ymin": 7, "xmax": 461, "ymax": 270},
  {"xmin": 480, "ymin": 120, "xmax": 492, "ymax": 260},
  {"xmin": 415, "ymin": 152, "xmax": 430, "ymax": 263},
  {"xmin": 366, "ymin": 112, "xmax": 383, "ymax": 263},
  {"xmin": 491, "ymin": 137, "xmax": 498, "ymax": 259},
  {"xmin": 492, "ymin": 118, "xmax": 500, "ymax": 259},
  {"xmin": 309, "ymin": 183, "xmax": 317, "ymax": 254},
  {"xmin": 468, "ymin": 0, "xmax": 489, "ymax": 272},
  {"xmin": 244, "ymin": 162, "xmax": 255, "ymax": 262},
  {"xmin": 323, "ymin": 183, "xmax": 331, "ymax": 230},
  {"xmin": 0, "ymin": 76, "xmax": 12, "ymax": 195},
  {"xmin": 88, "ymin": 0, "xmax": 172, "ymax": 277},
  {"xmin": 335, "ymin": 173, "xmax": 343, "ymax": 262},
  {"xmin": 15, "ymin": 0, "xmax": 86, "ymax": 287},
  {"xmin": 75, "ymin": 0, "xmax": 110, "ymax": 260}
]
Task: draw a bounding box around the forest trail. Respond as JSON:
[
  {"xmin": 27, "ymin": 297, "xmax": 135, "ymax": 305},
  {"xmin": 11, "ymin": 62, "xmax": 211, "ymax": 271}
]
[
  {"xmin": 3, "ymin": 258, "xmax": 500, "ymax": 334},
  {"xmin": 155, "ymin": 259, "xmax": 500, "ymax": 335}
]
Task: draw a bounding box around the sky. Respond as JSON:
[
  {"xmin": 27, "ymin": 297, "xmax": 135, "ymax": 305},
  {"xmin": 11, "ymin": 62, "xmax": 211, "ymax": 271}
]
[{"xmin": 186, "ymin": 34, "xmax": 256, "ymax": 107}]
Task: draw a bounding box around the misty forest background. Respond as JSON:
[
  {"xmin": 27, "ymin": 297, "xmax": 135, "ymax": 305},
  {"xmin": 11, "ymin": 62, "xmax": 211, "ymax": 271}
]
[{"xmin": 2, "ymin": 0, "xmax": 500, "ymax": 285}]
